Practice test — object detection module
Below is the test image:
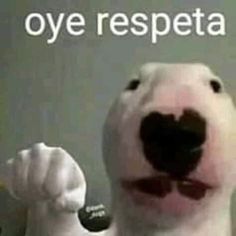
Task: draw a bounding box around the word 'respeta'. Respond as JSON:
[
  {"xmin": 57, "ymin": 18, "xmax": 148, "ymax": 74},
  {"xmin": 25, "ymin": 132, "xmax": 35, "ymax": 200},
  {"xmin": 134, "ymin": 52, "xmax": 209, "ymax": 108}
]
[{"xmin": 25, "ymin": 8, "xmax": 226, "ymax": 44}]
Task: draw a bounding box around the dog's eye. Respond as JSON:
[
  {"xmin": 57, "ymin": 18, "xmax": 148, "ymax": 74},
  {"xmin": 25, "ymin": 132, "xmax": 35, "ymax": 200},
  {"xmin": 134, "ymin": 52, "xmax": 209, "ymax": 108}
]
[
  {"xmin": 126, "ymin": 79, "xmax": 141, "ymax": 91},
  {"xmin": 209, "ymin": 80, "xmax": 222, "ymax": 93}
]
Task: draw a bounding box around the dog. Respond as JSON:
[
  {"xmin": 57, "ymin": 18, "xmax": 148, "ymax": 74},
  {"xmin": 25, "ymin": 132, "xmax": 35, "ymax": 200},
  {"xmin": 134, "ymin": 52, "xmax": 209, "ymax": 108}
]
[{"xmin": 2, "ymin": 63, "xmax": 236, "ymax": 236}]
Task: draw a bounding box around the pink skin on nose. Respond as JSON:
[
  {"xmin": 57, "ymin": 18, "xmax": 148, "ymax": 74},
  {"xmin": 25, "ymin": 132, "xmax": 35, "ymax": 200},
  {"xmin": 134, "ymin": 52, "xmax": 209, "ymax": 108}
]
[
  {"xmin": 149, "ymin": 83, "xmax": 199, "ymax": 119},
  {"xmin": 190, "ymin": 122, "xmax": 224, "ymax": 188}
]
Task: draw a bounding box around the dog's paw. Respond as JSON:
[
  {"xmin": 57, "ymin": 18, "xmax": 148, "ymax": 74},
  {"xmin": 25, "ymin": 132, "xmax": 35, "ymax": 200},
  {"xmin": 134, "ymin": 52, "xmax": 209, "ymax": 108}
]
[{"xmin": 3, "ymin": 143, "xmax": 86, "ymax": 213}]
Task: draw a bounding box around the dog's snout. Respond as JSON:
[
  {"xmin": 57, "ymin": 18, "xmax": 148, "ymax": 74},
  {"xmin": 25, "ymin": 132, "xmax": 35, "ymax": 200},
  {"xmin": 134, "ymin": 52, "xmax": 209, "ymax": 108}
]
[{"xmin": 140, "ymin": 109, "xmax": 206, "ymax": 178}]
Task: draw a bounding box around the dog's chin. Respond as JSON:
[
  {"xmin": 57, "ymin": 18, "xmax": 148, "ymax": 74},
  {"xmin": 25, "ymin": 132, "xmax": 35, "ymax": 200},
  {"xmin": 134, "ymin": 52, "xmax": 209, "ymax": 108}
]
[{"xmin": 121, "ymin": 175, "xmax": 215, "ymax": 217}]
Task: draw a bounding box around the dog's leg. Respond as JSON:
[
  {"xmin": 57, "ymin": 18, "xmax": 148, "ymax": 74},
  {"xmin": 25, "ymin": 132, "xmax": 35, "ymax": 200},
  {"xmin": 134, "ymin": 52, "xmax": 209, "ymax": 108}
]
[{"xmin": 1, "ymin": 143, "xmax": 89, "ymax": 236}]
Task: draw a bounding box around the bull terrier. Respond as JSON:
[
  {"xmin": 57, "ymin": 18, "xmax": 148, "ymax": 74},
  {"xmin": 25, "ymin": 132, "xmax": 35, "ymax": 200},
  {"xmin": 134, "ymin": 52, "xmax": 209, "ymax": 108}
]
[{"xmin": 2, "ymin": 63, "xmax": 236, "ymax": 236}]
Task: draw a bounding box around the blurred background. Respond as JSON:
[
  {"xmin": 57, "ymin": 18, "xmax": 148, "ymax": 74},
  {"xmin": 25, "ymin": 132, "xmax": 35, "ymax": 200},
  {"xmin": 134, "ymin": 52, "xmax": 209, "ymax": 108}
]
[{"xmin": 1, "ymin": 0, "xmax": 236, "ymax": 235}]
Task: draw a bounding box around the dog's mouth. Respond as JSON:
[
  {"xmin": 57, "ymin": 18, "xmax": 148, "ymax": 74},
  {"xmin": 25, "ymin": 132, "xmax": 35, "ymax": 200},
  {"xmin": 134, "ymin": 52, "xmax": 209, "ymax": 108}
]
[{"xmin": 121, "ymin": 175, "xmax": 213, "ymax": 201}]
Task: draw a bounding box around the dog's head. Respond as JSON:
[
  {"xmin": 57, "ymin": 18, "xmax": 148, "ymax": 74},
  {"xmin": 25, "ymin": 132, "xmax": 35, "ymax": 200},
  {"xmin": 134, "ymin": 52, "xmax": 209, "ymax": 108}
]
[{"xmin": 103, "ymin": 63, "xmax": 236, "ymax": 227}]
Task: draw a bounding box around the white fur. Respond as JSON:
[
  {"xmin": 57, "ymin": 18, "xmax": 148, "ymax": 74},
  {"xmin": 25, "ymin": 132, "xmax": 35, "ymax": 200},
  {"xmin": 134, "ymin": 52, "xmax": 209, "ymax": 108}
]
[{"xmin": 2, "ymin": 63, "xmax": 236, "ymax": 236}]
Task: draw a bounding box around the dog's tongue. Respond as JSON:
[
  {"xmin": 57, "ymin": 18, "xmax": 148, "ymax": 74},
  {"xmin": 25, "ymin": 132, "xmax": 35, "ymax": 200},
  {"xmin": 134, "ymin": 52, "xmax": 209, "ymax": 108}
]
[{"xmin": 124, "ymin": 176, "xmax": 210, "ymax": 200}]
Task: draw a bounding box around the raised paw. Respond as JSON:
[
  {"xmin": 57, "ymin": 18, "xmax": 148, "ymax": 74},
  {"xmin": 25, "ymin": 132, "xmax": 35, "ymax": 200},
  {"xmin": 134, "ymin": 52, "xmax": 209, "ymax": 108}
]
[{"xmin": 3, "ymin": 143, "xmax": 86, "ymax": 213}]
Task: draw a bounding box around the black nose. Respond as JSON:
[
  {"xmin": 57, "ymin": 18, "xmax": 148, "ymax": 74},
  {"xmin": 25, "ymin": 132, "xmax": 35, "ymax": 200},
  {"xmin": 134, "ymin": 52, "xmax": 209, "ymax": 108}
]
[{"xmin": 139, "ymin": 109, "xmax": 206, "ymax": 178}]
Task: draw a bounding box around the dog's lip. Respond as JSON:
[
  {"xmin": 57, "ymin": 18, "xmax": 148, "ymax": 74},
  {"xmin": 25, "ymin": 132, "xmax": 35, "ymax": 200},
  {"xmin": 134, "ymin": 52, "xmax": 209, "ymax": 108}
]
[{"xmin": 121, "ymin": 175, "xmax": 214, "ymax": 200}]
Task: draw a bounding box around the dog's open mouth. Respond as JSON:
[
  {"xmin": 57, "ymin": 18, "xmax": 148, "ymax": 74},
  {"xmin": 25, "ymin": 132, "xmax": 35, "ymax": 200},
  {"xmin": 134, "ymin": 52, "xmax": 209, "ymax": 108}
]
[{"xmin": 122, "ymin": 176, "xmax": 213, "ymax": 201}]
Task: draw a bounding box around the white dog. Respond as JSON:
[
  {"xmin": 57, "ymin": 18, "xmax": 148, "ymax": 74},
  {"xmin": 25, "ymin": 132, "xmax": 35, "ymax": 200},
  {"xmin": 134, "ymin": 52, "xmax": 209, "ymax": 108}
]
[{"xmin": 2, "ymin": 63, "xmax": 236, "ymax": 236}]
